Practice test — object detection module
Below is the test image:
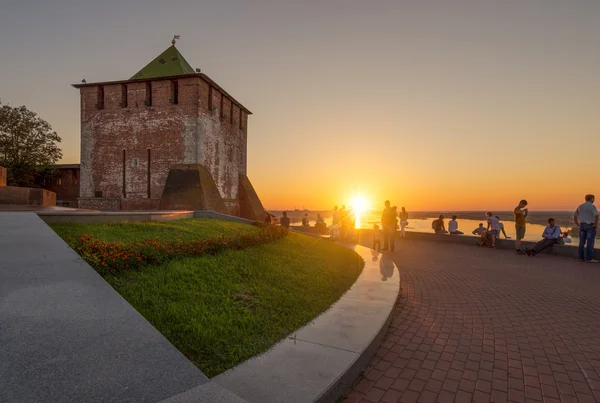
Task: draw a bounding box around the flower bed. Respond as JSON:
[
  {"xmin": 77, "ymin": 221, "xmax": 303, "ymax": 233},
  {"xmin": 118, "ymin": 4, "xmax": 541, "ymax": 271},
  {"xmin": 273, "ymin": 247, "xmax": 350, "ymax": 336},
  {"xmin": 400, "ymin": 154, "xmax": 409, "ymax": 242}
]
[{"xmin": 68, "ymin": 224, "xmax": 288, "ymax": 275}]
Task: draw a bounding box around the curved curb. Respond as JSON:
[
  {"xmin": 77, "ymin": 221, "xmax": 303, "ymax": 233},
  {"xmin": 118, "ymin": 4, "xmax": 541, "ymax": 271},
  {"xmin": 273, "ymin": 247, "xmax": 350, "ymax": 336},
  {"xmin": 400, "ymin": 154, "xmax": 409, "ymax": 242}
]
[{"xmin": 214, "ymin": 244, "xmax": 400, "ymax": 403}]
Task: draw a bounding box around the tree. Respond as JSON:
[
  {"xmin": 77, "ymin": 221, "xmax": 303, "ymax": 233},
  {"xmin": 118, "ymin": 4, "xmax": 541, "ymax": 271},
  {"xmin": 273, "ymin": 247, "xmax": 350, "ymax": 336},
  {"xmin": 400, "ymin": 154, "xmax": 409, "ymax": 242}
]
[{"xmin": 0, "ymin": 103, "xmax": 62, "ymax": 187}]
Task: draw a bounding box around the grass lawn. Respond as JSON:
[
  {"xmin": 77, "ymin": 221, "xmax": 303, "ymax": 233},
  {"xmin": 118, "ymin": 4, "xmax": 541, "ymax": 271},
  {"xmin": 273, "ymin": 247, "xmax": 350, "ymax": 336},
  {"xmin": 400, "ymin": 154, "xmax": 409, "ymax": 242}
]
[
  {"xmin": 50, "ymin": 218, "xmax": 260, "ymax": 243},
  {"xmin": 51, "ymin": 219, "xmax": 363, "ymax": 377}
]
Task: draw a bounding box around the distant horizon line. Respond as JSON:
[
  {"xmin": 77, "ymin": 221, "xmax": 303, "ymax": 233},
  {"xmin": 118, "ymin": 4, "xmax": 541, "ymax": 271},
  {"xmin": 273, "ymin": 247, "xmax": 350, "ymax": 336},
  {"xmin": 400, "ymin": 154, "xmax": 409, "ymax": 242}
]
[{"xmin": 265, "ymin": 209, "xmax": 576, "ymax": 212}]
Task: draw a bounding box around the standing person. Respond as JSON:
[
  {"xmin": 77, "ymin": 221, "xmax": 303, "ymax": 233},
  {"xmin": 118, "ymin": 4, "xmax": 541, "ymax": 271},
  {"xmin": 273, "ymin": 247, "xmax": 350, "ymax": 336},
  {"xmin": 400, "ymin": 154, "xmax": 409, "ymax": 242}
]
[
  {"xmin": 331, "ymin": 206, "xmax": 341, "ymax": 240},
  {"xmin": 381, "ymin": 200, "xmax": 396, "ymax": 251},
  {"xmin": 432, "ymin": 215, "xmax": 448, "ymax": 234},
  {"xmin": 525, "ymin": 218, "xmax": 561, "ymax": 256},
  {"xmin": 574, "ymin": 194, "xmax": 599, "ymax": 263},
  {"xmin": 448, "ymin": 215, "xmax": 464, "ymax": 235},
  {"xmin": 399, "ymin": 207, "xmax": 409, "ymax": 238},
  {"xmin": 280, "ymin": 211, "xmax": 290, "ymax": 230},
  {"xmin": 514, "ymin": 200, "xmax": 529, "ymax": 254},
  {"xmin": 485, "ymin": 212, "xmax": 500, "ymax": 248},
  {"xmin": 265, "ymin": 212, "xmax": 272, "ymax": 224}
]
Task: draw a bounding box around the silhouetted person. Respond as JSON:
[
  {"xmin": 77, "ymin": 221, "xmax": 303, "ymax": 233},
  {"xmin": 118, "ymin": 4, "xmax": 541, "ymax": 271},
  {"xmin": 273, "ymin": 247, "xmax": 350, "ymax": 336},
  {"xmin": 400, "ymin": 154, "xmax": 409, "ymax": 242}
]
[
  {"xmin": 574, "ymin": 194, "xmax": 599, "ymax": 263},
  {"xmin": 280, "ymin": 211, "xmax": 290, "ymax": 229},
  {"xmin": 432, "ymin": 215, "xmax": 447, "ymax": 234},
  {"xmin": 399, "ymin": 207, "xmax": 409, "ymax": 238},
  {"xmin": 381, "ymin": 200, "xmax": 397, "ymax": 251},
  {"xmin": 373, "ymin": 224, "xmax": 381, "ymax": 251},
  {"xmin": 301, "ymin": 213, "xmax": 309, "ymax": 227},
  {"xmin": 265, "ymin": 212, "xmax": 272, "ymax": 224},
  {"xmin": 514, "ymin": 199, "xmax": 528, "ymax": 254}
]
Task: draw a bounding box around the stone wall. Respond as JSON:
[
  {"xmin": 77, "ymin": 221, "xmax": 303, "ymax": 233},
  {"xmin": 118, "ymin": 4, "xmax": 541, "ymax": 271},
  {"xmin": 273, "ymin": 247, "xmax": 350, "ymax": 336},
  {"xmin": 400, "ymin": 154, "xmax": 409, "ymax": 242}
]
[
  {"xmin": 78, "ymin": 198, "xmax": 121, "ymax": 211},
  {"xmin": 0, "ymin": 187, "xmax": 56, "ymax": 206},
  {"xmin": 78, "ymin": 76, "xmax": 250, "ymax": 212},
  {"xmin": 46, "ymin": 166, "xmax": 80, "ymax": 204},
  {"xmin": 0, "ymin": 166, "xmax": 6, "ymax": 187}
]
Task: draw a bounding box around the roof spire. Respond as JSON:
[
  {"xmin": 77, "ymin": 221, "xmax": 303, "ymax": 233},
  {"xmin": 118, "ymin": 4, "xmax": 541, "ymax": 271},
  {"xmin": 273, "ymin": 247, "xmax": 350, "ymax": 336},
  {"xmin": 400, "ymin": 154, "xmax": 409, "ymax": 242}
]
[{"xmin": 172, "ymin": 35, "xmax": 181, "ymax": 46}]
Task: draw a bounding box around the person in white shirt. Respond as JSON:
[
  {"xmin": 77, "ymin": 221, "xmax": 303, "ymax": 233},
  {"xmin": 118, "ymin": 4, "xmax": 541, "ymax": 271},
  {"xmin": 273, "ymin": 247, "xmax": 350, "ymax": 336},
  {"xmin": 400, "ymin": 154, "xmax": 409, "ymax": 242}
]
[
  {"xmin": 574, "ymin": 194, "xmax": 599, "ymax": 262},
  {"xmin": 448, "ymin": 215, "xmax": 463, "ymax": 235},
  {"xmin": 495, "ymin": 216, "xmax": 510, "ymax": 239},
  {"xmin": 525, "ymin": 218, "xmax": 562, "ymax": 256},
  {"xmin": 485, "ymin": 212, "xmax": 500, "ymax": 248}
]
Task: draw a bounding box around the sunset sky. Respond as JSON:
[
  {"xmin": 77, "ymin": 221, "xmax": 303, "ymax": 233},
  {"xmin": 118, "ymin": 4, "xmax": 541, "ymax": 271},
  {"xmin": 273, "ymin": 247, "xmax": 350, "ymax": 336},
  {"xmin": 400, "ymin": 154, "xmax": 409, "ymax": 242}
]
[{"xmin": 1, "ymin": 1, "xmax": 599, "ymax": 211}]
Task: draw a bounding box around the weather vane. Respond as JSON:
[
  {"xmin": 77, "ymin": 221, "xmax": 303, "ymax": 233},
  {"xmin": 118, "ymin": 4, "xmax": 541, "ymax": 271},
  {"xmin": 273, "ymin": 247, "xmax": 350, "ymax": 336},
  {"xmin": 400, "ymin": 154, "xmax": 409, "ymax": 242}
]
[{"xmin": 172, "ymin": 35, "xmax": 181, "ymax": 46}]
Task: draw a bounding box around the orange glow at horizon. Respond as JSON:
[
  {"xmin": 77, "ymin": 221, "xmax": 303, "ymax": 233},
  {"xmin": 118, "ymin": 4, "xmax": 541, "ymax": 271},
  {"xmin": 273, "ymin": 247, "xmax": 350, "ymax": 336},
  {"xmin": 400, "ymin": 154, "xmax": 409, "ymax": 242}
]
[
  {"xmin": 351, "ymin": 195, "xmax": 369, "ymax": 228},
  {"xmin": 252, "ymin": 168, "xmax": 596, "ymax": 213}
]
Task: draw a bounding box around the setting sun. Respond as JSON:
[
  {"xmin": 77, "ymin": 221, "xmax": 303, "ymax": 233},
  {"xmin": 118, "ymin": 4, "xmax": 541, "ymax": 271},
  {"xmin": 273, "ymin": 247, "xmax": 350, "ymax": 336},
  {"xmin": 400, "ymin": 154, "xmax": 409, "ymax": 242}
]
[
  {"xmin": 351, "ymin": 195, "xmax": 369, "ymax": 213},
  {"xmin": 351, "ymin": 195, "xmax": 370, "ymax": 229}
]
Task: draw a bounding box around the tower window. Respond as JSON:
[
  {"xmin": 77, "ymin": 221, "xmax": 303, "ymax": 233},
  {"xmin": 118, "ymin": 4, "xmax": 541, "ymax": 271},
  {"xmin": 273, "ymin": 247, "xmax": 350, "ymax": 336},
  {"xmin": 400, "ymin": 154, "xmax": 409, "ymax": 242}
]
[
  {"xmin": 96, "ymin": 86, "xmax": 104, "ymax": 109},
  {"xmin": 145, "ymin": 82, "xmax": 152, "ymax": 106},
  {"xmin": 171, "ymin": 80, "xmax": 179, "ymax": 105},
  {"xmin": 121, "ymin": 84, "xmax": 128, "ymax": 108},
  {"xmin": 220, "ymin": 93, "xmax": 224, "ymax": 120}
]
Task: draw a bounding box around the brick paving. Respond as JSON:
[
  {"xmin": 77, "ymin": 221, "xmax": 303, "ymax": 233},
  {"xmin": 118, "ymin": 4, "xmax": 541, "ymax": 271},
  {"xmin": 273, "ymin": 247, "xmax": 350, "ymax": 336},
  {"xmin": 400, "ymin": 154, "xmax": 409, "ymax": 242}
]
[{"xmin": 346, "ymin": 239, "xmax": 600, "ymax": 403}]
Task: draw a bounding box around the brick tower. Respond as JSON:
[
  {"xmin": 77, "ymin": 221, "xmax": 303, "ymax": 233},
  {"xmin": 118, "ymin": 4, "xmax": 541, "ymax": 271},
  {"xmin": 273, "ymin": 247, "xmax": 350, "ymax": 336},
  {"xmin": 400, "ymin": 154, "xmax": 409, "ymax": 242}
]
[{"xmin": 73, "ymin": 39, "xmax": 265, "ymax": 220}]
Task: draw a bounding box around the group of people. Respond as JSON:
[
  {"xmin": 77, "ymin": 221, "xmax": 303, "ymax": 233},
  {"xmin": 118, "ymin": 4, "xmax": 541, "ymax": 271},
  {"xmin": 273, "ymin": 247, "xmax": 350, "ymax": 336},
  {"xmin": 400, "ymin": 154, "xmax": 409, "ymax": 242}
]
[
  {"xmin": 272, "ymin": 193, "xmax": 599, "ymax": 264},
  {"xmin": 372, "ymin": 201, "xmax": 408, "ymax": 252},
  {"xmin": 426, "ymin": 195, "xmax": 599, "ymax": 263},
  {"xmin": 331, "ymin": 205, "xmax": 358, "ymax": 241},
  {"xmin": 301, "ymin": 213, "xmax": 327, "ymax": 233}
]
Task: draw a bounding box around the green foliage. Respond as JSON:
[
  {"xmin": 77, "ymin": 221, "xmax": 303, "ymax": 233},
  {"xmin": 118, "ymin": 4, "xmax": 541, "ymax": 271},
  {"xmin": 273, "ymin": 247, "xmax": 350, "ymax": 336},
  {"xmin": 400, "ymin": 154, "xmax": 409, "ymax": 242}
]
[
  {"xmin": 51, "ymin": 218, "xmax": 363, "ymax": 377},
  {"xmin": 0, "ymin": 102, "xmax": 62, "ymax": 187},
  {"xmin": 106, "ymin": 233, "xmax": 362, "ymax": 377},
  {"xmin": 51, "ymin": 218, "xmax": 261, "ymax": 243}
]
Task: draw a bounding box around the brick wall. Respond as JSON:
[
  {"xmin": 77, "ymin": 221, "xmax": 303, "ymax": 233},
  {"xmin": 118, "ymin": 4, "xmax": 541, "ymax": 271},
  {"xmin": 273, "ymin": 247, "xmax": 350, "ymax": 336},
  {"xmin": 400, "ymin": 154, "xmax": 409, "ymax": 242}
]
[
  {"xmin": 46, "ymin": 167, "xmax": 80, "ymax": 203},
  {"xmin": 0, "ymin": 187, "xmax": 56, "ymax": 206},
  {"xmin": 0, "ymin": 166, "xmax": 6, "ymax": 187},
  {"xmin": 78, "ymin": 75, "xmax": 249, "ymax": 212}
]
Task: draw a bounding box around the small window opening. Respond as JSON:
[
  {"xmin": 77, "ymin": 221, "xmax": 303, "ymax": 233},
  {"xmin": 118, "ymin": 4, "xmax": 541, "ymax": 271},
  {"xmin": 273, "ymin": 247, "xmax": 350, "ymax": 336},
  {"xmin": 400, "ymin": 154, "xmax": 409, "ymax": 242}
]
[
  {"xmin": 56, "ymin": 177, "xmax": 62, "ymax": 185},
  {"xmin": 145, "ymin": 82, "xmax": 152, "ymax": 106},
  {"xmin": 94, "ymin": 190, "xmax": 103, "ymax": 198},
  {"xmin": 171, "ymin": 80, "xmax": 179, "ymax": 104},
  {"xmin": 220, "ymin": 94, "xmax": 224, "ymax": 120},
  {"xmin": 121, "ymin": 84, "xmax": 128, "ymax": 108},
  {"xmin": 97, "ymin": 86, "xmax": 104, "ymax": 109}
]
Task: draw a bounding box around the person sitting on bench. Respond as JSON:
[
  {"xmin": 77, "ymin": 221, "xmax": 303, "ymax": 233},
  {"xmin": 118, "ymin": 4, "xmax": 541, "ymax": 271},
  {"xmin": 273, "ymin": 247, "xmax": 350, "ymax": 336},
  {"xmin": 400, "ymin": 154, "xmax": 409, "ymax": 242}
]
[{"xmin": 526, "ymin": 218, "xmax": 562, "ymax": 256}]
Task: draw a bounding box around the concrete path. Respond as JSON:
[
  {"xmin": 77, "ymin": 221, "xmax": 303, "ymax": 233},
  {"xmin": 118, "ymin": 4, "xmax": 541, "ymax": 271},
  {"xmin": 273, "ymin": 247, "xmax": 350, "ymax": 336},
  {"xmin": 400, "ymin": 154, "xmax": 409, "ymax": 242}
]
[
  {"xmin": 0, "ymin": 213, "xmax": 209, "ymax": 402},
  {"xmin": 346, "ymin": 238, "xmax": 600, "ymax": 403}
]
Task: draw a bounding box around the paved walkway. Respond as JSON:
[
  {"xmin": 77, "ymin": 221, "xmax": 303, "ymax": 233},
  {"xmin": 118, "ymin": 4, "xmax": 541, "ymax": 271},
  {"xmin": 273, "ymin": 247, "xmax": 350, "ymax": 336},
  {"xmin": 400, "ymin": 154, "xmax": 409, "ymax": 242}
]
[{"xmin": 346, "ymin": 239, "xmax": 600, "ymax": 403}]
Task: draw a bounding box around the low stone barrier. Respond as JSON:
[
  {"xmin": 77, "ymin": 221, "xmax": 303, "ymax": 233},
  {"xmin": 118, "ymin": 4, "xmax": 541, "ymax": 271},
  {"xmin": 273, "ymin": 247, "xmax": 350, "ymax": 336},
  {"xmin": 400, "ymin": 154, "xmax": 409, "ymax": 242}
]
[
  {"xmin": 396, "ymin": 230, "xmax": 592, "ymax": 259},
  {"xmin": 37, "ymin": 210, "xmax": 194, "ymax": 224},
  {"xmin": 0, "ymin": 186, "xmax": 56, "ymax": 206},
  {"xmin": 214, "ymin": 244, "xmax": 400, "ymax": 403}
]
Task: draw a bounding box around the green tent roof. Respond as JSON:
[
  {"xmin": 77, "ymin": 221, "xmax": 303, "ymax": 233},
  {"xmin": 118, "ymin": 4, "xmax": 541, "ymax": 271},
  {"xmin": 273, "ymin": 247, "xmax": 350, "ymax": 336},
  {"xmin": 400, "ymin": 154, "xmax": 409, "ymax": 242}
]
[{"xmin": 130, "ymin": 45, "xmax": 195, "ymax": 80}]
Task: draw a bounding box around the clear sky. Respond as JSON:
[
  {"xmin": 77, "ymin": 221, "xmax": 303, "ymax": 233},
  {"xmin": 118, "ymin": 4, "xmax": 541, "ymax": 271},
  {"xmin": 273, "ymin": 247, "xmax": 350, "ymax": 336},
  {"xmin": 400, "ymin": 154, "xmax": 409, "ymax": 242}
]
[{"xmin": 1, "ymin": 1, "xmax": 599, "ymax": 211}]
